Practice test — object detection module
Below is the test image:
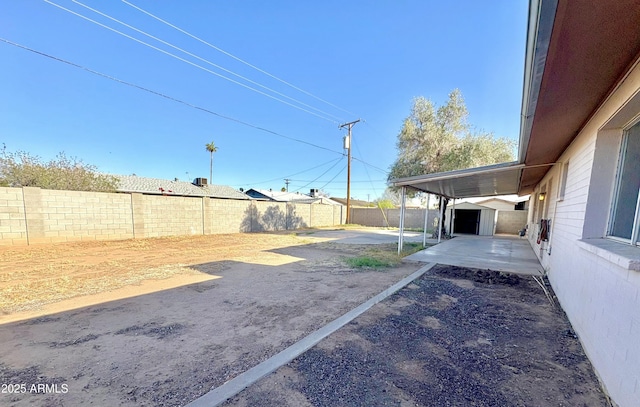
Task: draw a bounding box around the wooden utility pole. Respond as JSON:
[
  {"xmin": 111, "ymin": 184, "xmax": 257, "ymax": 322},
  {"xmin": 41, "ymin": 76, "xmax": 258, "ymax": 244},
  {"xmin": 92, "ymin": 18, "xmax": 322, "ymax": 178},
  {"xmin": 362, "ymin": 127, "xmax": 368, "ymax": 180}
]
[{"xmin": 339, "ymin": 119, "xmax": 360, "ymax": 224}]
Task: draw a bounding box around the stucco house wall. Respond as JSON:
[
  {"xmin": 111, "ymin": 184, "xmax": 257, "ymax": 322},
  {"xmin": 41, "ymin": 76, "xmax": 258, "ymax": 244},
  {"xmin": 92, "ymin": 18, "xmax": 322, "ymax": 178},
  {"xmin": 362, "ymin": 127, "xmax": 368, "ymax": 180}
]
[{"xmin": 526, "ymin": 57, "xmax": 640, "ymax": 407}]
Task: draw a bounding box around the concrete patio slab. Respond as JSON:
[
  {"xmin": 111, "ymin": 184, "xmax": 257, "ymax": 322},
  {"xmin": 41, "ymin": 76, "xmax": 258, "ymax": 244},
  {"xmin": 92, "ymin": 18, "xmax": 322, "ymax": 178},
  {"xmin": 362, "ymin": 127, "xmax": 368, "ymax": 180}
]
[{"xmin": 404, "ymin": 234, "xmax": 543, "ymax": 275}]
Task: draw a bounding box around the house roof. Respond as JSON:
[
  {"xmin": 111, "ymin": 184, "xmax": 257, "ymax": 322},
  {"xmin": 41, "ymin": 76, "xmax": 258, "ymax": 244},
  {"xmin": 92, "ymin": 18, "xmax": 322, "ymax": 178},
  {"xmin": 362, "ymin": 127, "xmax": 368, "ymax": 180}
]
[
  {"xmin": 390, "ymin": 0, "xmax": 640, "ymax": 198},
  {"xmin": 475, "ymin": 196, "xmax": 529, "ymax": 205},
  {"xmin": 329, "ymin": 197, "xmax": 372, "ymax": 207},
  {"xmin": 245, "ymin": 188, "xmax": 319, "ymax": 203},
  {"xmin": 116, "ymin": 175, "xmax": 249, "ymax": 200}
]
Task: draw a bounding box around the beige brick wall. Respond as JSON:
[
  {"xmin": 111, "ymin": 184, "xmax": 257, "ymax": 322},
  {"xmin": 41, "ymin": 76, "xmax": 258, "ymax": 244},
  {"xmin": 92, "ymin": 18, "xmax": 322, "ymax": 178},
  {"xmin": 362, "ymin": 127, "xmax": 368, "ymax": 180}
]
[
  {"xmin": 134, "ymin": 194, "xmax": 203, "ymax": 238},
  {"xmin": 0, "ymin": 187, "xmax": 28, "ymax": 245},
  {"xmin": 253, "ymin": 201, "xmax": 288, "ymax": 231},
  {"xmin": 288, "ymin": 203, "xmax": 311, "ymax": 229},
  {"xmin": 0, "ymin": 187, "xmax": 344, "ymax": 246},
  {"xmin": 310, "ymin": 204, "xmax": 335, "ymax": 227},
  {"xmin": 333, "ymin": 205, "xmax": 345, "ymax": 225},
  {"xmin": 351, "ymin": 208, "xmax": 438, "ymax": 230},
  {"xmin": 208, "ymin": 198, "xmax": 253, "ymax": 233},
  {"xmin": 495, "ymin": 211, "xmax": 528, "ymax": 234},
  {"xmin": 20, "ymin": 187, "xmax": 134, "ymax": 244}
]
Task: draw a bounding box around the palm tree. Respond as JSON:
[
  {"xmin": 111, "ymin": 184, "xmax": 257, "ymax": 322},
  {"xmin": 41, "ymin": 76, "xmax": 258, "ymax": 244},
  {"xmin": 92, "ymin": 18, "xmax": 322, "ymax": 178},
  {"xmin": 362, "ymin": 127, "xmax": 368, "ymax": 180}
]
[{"xmin": 205, "ymin": 141, "xmax": 217, "ymax": 183}]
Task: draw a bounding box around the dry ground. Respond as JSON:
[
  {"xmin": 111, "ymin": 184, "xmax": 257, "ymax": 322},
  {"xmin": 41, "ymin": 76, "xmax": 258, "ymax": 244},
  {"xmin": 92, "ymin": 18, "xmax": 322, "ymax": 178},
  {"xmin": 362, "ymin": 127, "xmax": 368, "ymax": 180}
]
[
  {"xmin": 0, "ymin": 231, "xmax": 609, "ymax": 406},
  {"xmin": 0, "ymin": 230, "xmax": 424, "ymax": 406},
  {"xmin": 224, "ymin": 265, "xmax": 610, "ymax": 407},
  {"xmin": 0, "ymin": 232, "xmax": 326, "ymax": 315}
]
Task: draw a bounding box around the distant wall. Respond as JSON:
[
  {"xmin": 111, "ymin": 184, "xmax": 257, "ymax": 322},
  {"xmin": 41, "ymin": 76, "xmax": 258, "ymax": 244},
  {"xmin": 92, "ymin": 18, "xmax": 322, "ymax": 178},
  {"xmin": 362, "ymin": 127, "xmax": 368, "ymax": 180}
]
[
  {"xmin": 0, "ymin": 187, "xmax": 344, "ymax": 246},
  {"xmin": 495, "ymin": 211, "xmax": 528, "ymax": 234},
  {"xmin": 350, "ymin": 207, "xmax": 438, "ymax": 230}
]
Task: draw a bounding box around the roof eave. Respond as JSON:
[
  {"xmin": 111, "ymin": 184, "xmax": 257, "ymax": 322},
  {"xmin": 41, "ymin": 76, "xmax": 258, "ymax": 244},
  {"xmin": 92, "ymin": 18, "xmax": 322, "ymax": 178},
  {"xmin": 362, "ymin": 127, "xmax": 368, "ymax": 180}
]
[{"xmin": 518, "ymin": 0, "xmax": 557, "ymax": 164}]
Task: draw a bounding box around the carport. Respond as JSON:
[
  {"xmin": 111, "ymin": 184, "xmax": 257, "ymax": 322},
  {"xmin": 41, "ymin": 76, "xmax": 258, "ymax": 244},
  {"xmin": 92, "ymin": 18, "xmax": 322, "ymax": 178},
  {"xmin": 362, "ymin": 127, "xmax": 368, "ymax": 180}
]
[
  {"xmin": 392, "ymin": 162, "xmax": 525, "ymax": 250},
  {"xmin": 390, "ymin": 162, "xmax": 544, "ymax": 274}
]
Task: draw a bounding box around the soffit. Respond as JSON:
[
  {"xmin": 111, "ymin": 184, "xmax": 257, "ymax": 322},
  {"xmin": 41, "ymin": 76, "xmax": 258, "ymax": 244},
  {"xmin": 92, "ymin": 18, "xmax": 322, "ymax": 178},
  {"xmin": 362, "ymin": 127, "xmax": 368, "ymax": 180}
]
[
  {"xmin": 391, "ymin": 163, "xmax": 524, "ymax": 199},
  {"xmin": 520, "ymin": 0, "xmax": 640, "ymax": 191}
]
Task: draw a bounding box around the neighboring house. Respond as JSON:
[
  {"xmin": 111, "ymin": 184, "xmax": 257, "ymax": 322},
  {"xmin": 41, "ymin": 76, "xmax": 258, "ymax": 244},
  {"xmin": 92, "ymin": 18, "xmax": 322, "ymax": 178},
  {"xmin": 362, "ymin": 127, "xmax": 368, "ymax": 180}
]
[
  {"xmin": 117, "ymin": 175, "xmax": 249, "ymax": 200},
  {"xmin": 244, "ymin": 188, "xmax": 338, "ymax": 205},
  {"xmin": 329, "ymin": 197, "xmax": 373, "ymax": 207},
  {"xmin": 474, "ymin": 196, "xmax": 529, "ymax": 212},
  {"xmin": 391, "ymin": 1, "xmax": 640, "ymax": 406}
]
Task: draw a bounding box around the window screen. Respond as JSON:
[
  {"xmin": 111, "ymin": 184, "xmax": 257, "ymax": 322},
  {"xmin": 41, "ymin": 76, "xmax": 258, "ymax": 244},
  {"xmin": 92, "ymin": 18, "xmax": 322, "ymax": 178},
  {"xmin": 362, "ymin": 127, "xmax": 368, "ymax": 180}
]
[{"xmin": 609, "ymin": 122, "xmax": 640, "ymax": 240}]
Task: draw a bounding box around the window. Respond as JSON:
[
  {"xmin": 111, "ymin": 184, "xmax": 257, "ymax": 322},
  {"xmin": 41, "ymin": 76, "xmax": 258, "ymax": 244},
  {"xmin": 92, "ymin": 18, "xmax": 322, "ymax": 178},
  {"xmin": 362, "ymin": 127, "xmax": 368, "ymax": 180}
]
[
  {"xmin": 608, "ymin": 121, "xmax": 640, "ymax": 244},
  {"xmin": 557, "ymin": 161, "xmax": 569, "ymax": 201}
]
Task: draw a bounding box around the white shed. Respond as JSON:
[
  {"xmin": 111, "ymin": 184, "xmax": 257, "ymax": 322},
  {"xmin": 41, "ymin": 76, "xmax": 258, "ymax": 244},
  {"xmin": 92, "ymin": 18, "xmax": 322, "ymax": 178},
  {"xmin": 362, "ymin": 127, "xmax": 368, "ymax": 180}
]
[{"xmin": 445, "ymin": 202, "xmax": 496, "ymax": 236}]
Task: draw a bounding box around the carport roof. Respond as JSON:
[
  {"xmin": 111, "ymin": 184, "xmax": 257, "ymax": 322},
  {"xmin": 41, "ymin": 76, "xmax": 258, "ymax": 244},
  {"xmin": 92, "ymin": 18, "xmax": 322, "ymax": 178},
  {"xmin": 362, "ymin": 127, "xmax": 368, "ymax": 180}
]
[{"xmin": 391, "ymin": 162, "xmax": 525, "ymax": 199}]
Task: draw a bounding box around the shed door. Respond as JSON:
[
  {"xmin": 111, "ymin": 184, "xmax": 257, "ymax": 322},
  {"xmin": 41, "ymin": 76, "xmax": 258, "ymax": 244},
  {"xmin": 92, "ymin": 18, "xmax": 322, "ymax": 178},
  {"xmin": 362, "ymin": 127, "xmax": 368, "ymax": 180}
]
[{"xmin": 454, "ymin": 209, "xmax": 480, "ymax": 235}]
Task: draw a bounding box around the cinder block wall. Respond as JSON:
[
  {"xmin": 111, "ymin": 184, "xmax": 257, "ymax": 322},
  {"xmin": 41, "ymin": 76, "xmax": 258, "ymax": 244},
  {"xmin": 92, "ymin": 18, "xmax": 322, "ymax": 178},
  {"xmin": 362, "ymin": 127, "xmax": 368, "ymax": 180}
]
[
  {"xmin": 0, "ymin": 187, "xmax": 344, "ymax": 246},
  {"xmin": 311, "ymin": 204, "xmax": 336, "ymax": 227},
  {"xmin": 351, "ymin": 208, "xmax": 438, "ymax": 230},
  {"xmin": 208, "ymin": 198, "xmax": 253, "ymax": 233},
  {"xmin": 21, "ymin": 187, "xmax": 134, "ymax": 244},
  {"xmin": 495, "ymin": 211, "xmax": 528, "ymax": 234},
  {"xmin": 133, "ymin": 194, "xmax": 203, "ymax": 238},
  {"xmin": 288, "ymin": 203, "xmax": 311, "ymax": 229},
  {"xmin": 253, "ymin": 201, "xmax": 289, "ymax": 231},
  {"xmin": 0, "ymin": 187, "xmax": 27, "ymax": 245}
]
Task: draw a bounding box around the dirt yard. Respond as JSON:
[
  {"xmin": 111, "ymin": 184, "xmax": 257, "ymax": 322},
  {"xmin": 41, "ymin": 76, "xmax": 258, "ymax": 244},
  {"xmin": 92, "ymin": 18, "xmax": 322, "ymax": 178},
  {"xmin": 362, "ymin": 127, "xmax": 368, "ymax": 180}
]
[
  {"xmin": 0, "ymin": 231, "xmax": 609, "ymax": 406},
  {"xmin": 223, "ymin": 265, "xmax": 610, "ymax": 407},
  {"xmin": 0, "ymin": 230, "xmax": 424, "ymax": 406}
]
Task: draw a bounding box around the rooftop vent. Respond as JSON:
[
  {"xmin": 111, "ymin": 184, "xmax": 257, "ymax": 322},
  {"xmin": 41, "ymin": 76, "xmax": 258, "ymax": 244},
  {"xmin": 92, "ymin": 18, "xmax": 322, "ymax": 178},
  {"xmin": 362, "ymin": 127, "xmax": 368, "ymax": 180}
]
[{"xmin": 194, "ymin": 177, "xmax": 208, "ymax": 187}]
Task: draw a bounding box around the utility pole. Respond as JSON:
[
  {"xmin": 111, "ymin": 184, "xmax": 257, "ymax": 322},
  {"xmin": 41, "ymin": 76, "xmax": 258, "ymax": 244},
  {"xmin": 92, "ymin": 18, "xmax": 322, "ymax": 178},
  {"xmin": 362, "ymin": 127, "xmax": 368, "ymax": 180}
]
[
  {"xmin": 284, "ymin": 179, "xmax": 291, "ymax": 192},
  {"xmin": 339, "ymin": 119, "xmax": 360, "ymax": 224}
]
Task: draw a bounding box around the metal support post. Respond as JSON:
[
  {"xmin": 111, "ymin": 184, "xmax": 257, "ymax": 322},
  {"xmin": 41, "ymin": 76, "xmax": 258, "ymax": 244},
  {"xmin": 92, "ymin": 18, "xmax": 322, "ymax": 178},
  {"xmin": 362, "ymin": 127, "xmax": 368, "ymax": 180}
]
[
  {"xmin": 398, "ymin": 186, "xmax": 406, "ymax": 255},
  {"xmin": 423, "ymin": 194, "xmax": 430, "ymax": 247},
  {"xmin": 437, "ymin": 195, "xmax": 444, "ymax": 243}
]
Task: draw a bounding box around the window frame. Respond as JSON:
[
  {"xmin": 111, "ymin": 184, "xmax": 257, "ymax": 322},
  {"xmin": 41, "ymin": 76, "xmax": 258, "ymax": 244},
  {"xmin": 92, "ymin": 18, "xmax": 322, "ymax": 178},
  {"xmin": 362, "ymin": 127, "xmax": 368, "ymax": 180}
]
[
  {"xmin": 607, "ymin": 120, "xmax": 640, "ymax": 246},
  {"xmin": 557, "ymin": 161, "xmax": 569, "ymax": 202}
]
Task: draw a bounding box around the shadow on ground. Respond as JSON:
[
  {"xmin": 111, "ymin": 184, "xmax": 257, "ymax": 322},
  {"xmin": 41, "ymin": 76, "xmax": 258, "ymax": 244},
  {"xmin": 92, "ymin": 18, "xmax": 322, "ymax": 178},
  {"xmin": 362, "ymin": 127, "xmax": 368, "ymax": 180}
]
[{"xmin": 0, "ymin": 240, "xmax": 420, "ymax": 407}]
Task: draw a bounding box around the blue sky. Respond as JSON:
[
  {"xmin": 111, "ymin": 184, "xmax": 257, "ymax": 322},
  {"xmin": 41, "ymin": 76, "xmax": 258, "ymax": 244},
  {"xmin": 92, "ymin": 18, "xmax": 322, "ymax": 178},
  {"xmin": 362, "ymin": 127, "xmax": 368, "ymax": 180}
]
[{"xmin": 1, "ymin": 1, "xmax": 527, "ymax": 201}]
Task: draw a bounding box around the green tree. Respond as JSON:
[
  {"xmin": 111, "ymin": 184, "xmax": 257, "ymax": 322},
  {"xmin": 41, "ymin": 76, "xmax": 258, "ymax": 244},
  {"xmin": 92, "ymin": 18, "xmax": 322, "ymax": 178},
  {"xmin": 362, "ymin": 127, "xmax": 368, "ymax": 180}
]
[
  {"xmin": 205, "ymin": 141, "xmax": 218, "ymax": 183},
  {"xmin": 388, "ymin": 90, "xmax": 516, "ymax": 233},
  {"xmin": 375, "ymin": 199, "xmax": 396, "ymax": 209},
  {"xmin": 0, "ymin": 146, "xmax": 117, "ymax": 192}
]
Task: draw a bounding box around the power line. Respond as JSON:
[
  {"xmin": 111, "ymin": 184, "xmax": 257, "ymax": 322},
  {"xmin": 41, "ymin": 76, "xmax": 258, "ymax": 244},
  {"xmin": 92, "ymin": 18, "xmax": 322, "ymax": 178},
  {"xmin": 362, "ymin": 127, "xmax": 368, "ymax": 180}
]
[
  {"xmin": 122, "ymin": 1, "xmax": 404, "ymax": 180},
  {"xmin": 43, "ymin": 0, "xmax": 339, "ymax": 124},
  {"xmin": 318, "ymin": 165, "xmax": 347, "ymax": 191},
  {"xmin": 244, "ymin": 157, "xmax": 344, "ymax": 186},
  {"xmin": 122, "ymin": 0, "xmax": 358, "ymax": 118},
  {"xmin": 292, "ymin": 156, "xmax": 344, "ymax": 193},
  {"xmin": 353, "ymin": 136, "xmax": 382, "ymax": 197},
  {"xmin": 351, "ymin": 157, "xmax": 388, "ymax": 174},
  {"xmin": 290, "ymin": 178, "xmax": 387, "ymax": 184},
  {"xmin": 46, "ymin": 2, "xmax": 396, "ymax": 178},
  {"xmin": 0, "ymin": 37, "xmax": 345, "ymax": 156},
  {"xmin": 71, "ymin": 0, "xmax": 346, "ymax": 124}
]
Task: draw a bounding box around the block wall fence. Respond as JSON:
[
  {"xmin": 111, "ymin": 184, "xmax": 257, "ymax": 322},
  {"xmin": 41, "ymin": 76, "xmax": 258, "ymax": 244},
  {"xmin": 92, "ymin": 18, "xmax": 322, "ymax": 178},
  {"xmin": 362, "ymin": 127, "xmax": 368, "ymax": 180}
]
[
  {"xmin": 350, "ymin": 207, "xmax": 524, "ymax": 235},
  {"xmin": 0, "ymin": 187, "xmax": 345, "ymax": 246},
  {"xmin": 350, "ymin": 208, "xmax": 440, "ymax": 230}
]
